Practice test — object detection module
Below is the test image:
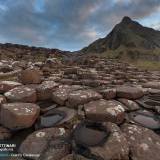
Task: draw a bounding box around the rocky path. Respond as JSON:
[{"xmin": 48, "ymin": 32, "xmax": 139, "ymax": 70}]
[{"xmin": 0, "ymin": 56, "xmax": 160, "ymax": 160}]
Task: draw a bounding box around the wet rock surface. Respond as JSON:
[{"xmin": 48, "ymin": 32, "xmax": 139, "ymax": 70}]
[{"xmin": 0, "ymin": 55, "xmax": 160, "ymax": 160}]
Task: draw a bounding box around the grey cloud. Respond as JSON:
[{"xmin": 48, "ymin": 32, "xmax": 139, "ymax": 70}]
[{"xmin": 0, "ymin": 0, "xmax": 159, "ymax": 51}]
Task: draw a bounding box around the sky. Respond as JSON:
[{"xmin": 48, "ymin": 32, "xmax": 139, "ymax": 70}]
[{"xmin": 0, "ymin": 0, "xmax": 159, "ymax": 51}]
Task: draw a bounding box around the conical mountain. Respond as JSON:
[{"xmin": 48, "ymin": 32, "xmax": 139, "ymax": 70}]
[{"xmin": 81, "ymin": 16, "xmax": 160, "ymax": 54}]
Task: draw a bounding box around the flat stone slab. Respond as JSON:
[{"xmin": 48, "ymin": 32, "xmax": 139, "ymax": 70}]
[
  {"xmin": 74, "ymin": 122, "xmax": 129, "ymax": 160},
  {"xmin": 4, "ymin": 86, "xmax": 37, "ymax": 102},
  {"xmin": 36, "ymin": 81, "xmax": 59, "ymax": 100},
  {"xmin": 0, "ymin": 81, "xmax": 22, "ymax": 93},
  {"xmin": 19, "ymin": 127, "xmax": 69, "ymax": 160},
  {"xmin": 116, "ymin": 86, "xmax": 144, "ymax": 99},
  {"xmin": 118, "ymin": 98, "xmax": 140, "ymax": 111},
  {"xmin": 18, "ymin": 68, "xmax": 41, "ymax": 84},
  {"xmin": 84, "ymin": 99, "xmax": 125, "ymax": 124},
  {"xmin": 66, "ymin": 89, "xmax": 102, "ymax": 108},
  {"xmin": 121, "ymin": 124, "xmax": 160, "ymax": 160},
  {"xmin": 143, "ymin": 82, "xmax": 160, "ymax": 89},
  {"xmin": 0, "ymin": 103, "xmax": 40, "ymax": 130},
  {"xmin": 128, "ymin": 110, "xmax": 160, "ymax": 130}
]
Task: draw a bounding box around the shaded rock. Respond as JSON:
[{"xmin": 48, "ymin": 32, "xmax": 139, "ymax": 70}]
[
  {"xmin": 39, "ymin": 138, "xmax": 71, "ymax": 160},
  {"xmin": 61, "ymin": 154, "xmax": 91, "ymax": 160},
  {"xmin": 0, "ymin": 95, "xmax": 7, "ymax": 104},
  {"xmin": 118, "ymin": 98, "xmax": 140, "ymax": 111},
  {"xmin": 116, "ymin": 86, "xmax": 144, "ymax": 99},
  {"xmin": 52, "ymin": 85, "xmax": 85, "ymax": 106},
  {"xmin": 74, "ymin": 122, "xmax": 129, "ymax": 160},
  {"xmin": 84, "ymin": 99, "xmax": 125, "ymax": 124},
  {"xmin": 128, "ymin": 110, "xmax": 160, "ymax": 130},
  {"xmin": 0, "ymin": 103, "xmax": 40, "ymax": 130},
  {"xmin": 81, "ymin": 79, "xmax": 99, "ymax": 87},
  {"xmin": 52, "ymin": 85, "xmax": 74, "ymax": 105},
  {"xmin": 36, "ymin": 81, "xmax": 59, "ymax": 100},
  {"xmin": 66, "ymin": 89, "xmax": 102, "ymax": 108},
  {"xmin": 8, "ymin": 158, "xmax": 26, "ymax": 160},
  {"xmin": 73, "ymin": 121, "xmax": 109, "ymax": 147},
  {"xmin": 18, "ymin": 68, "xmax": 41, "ymax": 84},
  {"xmin": 64, "ymin": 67, "xmax": 79, "ymax": 75},
  {"xmin": 0, "ymin": 69, "xmax": 21, "ymax": 79},
  {"xmin": 136, "ymin": 94, "xmax": 160, "ymax": 113},
  {"xmin": 0, "ymin": 81, "xmax": 22, "ymax": 93},
  {"xmin": 113, "ymin": 79, "xmax": 124, "ymax": 85},
  {"xmin": 4, "ymin": 86, "xmax": 37, "ymax": 102},
  {"xmin": 148, "ymin": 93, "xmax": 160, "ymax": 101},
  {"xmin": 37, "ymin": 101, "xmax": 57, "ymax": 113},
  {"xmin": 148, "ymin": 88, "xmax": 160, "ymax": 94},
  {"xmin": 0, "ymin": 126, "xmax": 12, "ymax": 140},
  {"xmin": 19, "ymin": 127, "xmax": 69, "ymax": 160},
  {"xmin": 0, "ymin": 65, "xmax": 13, "ymax": 73},
  {"xmin": 60, "ymin": 79, "xmax": 74, "ymax": 85},
  {"xmin": 121, "ymin": 123, "xmax": 160, "ymax": 160},
  {"xmin": 143, "ymin": 81, "xmax": 160, "ymax": 89},
  {"xmin": 100, "ymin": 88, "xmax": 116, "ymax": 100}
]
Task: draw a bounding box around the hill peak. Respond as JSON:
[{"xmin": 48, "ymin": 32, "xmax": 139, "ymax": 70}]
[
  {"xmin": 121, "ymin": 16, "xmax": 132, "ymax": 24},
  {"xmin": 81, "ymin": 16, "xmax": 160, "ymax": 54}
]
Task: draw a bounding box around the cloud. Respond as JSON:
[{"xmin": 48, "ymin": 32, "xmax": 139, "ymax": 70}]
[
  {"xmin": 152, "ymin": 22, "xmax": 160, "ymax": 30},
  {"xmin": 0, "ymin": 0, "xmax": 159, "ymax": 51}
]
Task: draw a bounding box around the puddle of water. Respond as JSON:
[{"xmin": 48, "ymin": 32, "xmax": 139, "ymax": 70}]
[
  {"xmin": 40, "ymin": 114, "xmax": 64, "ymax": 127},
  {"xmin": 74, "ymin": 122, "xmax": 109, "ymax": 147},
  {"xmin": 131, "ymin": 112, "xmax": 160, "ymax": 130}
]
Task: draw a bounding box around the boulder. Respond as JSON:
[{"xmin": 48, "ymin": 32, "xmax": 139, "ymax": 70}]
[
  {"xmin": 18, "ymin": 68, "xmax": 41, "ymax": 84},
  {"xmin": 100, "ymin": 88, "xmax": 116, "ymax": 100},
  {"xmin": 0, "ymin": 95, "xmax": 7, "ymax": 104},
  {"xmin": 84, "ymin": 99, "xmax": 125, "ymax": 124},
  {"xmin": 0, "ymin": 81, "xmax": 22, "ymax": 93},
  {"xmin": 39, "ymin": 138, "xmax": 71, "ymax": 160},
  {"xmin": 143, "ymin": 81, "xmax": 160, "ymax": 89},
  {"xmin": 4, "ymin": 86, "xmax": 37, "ymax": 102},
  {"xmin": 37, "ymin": 101, "xmax": 57, "ymax": 113},
  {"xmin": 52, "ymin": 85, "xmax": 74, "ymax": 105},
  {"xmin": 61, "ymin": 154, "xmax": 92, "ymax": 160},
  {"xmin": 118, "ymin": 98, "xmax": 140, "ymax": 111},
  {"xmin": 0, "ymin": 126, "xmax": 12, "ymax": 140},
  {"xmin": 128, "ymin": 110, "xmax": 160, "ymax": 130},
  {"xmin": 19, "ymin": 127, "xmax": 69, "ymax": 160},
  {"xmin": 116, "ymin": 86, "xmax": 144, "ymax": 99},
  {"xmin": 0, "ymin": 103, "xmax": 40, "ymax": 130},
  {"xmin": 74, "ymin": 122, "xmax": 129, "ymax": 160},
  {"xmin": 66, "ymin": 89, "xmax": 102, "ymax": 108},
  {"xmin": 52, "ymin": 85, "xmax": 84, "ymax": 106},
  {"xmin": 36, "ymin": 81, "xmax": 59, "ymax": 100},
  {"xmin": 121, "ymin": 124, "xmax": 160, "ymax": 160}
]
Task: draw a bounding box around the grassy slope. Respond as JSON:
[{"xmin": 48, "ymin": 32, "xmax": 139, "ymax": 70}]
[{"xmin": 95, "ymin": 46, "xmax": 160, "ymax": 71}]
